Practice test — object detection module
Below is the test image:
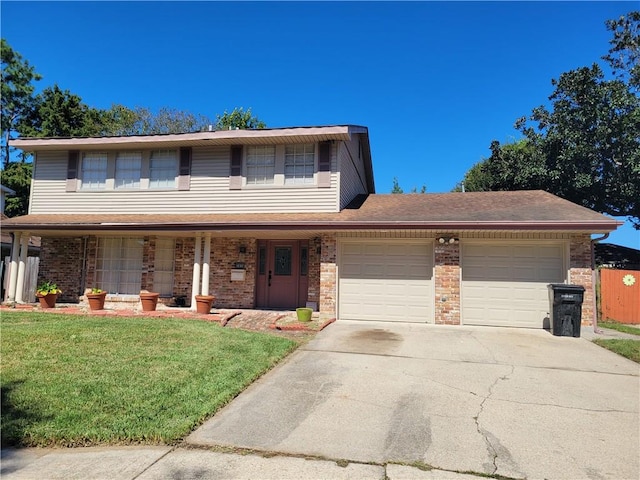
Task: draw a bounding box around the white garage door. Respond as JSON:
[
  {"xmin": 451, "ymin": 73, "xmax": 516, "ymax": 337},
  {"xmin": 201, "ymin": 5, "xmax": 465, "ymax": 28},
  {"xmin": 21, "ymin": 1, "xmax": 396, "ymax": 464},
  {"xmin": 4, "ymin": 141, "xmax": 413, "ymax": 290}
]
[
  {"xmin": 462, "ymin": 242, "xmax": 566, "ymax": 328},
  {"xmin": 339, "ymin": 240, "xmax": 433, "ymax": 322}
]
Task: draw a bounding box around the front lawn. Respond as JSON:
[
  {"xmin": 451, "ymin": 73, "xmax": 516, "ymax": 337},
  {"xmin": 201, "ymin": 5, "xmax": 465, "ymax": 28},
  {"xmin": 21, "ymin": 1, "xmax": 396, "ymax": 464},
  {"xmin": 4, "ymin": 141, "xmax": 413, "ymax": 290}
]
[
  {"xmin": 598, "ymin": 321, "xmax": 640, "ymax": 336},
  {"xmin": 593, "ymin": 339, "xmax": 640, "ymax": 363},
  {"xmin": 1, "ymin": 311, "xmax": 297, "ymax": 447}
]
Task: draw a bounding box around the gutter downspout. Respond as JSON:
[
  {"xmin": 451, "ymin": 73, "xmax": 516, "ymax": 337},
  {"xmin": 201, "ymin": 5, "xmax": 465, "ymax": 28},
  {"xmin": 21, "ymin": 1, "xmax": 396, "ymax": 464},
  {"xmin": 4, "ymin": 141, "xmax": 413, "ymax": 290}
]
[{"xmin": 590, "ymin": 233, "xmax": 609, "ymax": 334}]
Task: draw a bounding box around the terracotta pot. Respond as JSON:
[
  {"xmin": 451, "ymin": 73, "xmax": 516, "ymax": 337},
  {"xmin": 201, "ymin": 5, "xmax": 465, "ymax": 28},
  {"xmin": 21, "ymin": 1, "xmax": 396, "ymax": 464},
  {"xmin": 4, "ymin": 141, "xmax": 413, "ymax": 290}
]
[
  {"xmin": 139, "ymin": 292, "xmax": 160, "ymax": 312},
  {"xmin": 87, "ymin": 291, "xmax": 107, "ymax": 311},
  {"xmin": 195, "ymin": 295, "xmax": 215, "ymax": 314},
  {"xmin": 37, "ymin": 293, "xmax": 58, "ymax": 309}
]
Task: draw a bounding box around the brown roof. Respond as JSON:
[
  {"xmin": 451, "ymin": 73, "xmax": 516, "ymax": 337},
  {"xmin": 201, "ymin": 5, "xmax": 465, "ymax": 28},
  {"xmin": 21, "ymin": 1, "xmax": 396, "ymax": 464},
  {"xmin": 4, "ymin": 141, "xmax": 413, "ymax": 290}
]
[
  {"xmin": 0, "ymin": 214, "xmax": 41, "ymax": 248},
  {"xmin": 1, "ymin": 191, "xmax": 620, "ymax": 234}
]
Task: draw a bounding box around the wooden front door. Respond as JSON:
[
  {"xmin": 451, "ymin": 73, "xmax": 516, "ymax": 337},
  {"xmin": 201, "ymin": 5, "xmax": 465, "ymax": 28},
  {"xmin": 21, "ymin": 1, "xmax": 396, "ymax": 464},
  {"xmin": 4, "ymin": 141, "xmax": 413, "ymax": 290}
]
[{"xmin": 256, "ymin": 240, "xmax": 309, "ymax": 309}]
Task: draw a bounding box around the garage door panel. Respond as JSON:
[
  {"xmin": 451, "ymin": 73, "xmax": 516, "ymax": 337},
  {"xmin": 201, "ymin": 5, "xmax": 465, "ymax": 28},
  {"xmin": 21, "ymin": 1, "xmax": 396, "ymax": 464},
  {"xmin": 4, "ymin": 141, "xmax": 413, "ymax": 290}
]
[
  {"xmin": 339, "ymin": 241, "xmax": 433, "ymax": 322},
  {"xmin": 462, "ymin": 243, "xmax": 564, "ymax": 328}
]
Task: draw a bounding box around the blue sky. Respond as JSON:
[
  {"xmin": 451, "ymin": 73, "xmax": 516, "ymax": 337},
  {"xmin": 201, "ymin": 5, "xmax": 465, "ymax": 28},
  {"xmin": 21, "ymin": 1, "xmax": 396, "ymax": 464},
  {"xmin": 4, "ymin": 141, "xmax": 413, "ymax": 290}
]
[{"xmin": 1, "ymin": 1, "xmax": 638, "ymax": 248}]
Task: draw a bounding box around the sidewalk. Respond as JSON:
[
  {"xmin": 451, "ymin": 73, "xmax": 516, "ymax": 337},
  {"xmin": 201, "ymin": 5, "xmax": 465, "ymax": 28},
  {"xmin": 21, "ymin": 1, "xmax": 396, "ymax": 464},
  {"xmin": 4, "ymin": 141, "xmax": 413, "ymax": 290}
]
[
  {"xmin": 1, "ymin": 445, "xmax": 483, "ymax": 480},
  {"xmin": 581, "ymin": 324, "xmax": 640, "ymax": 340}
]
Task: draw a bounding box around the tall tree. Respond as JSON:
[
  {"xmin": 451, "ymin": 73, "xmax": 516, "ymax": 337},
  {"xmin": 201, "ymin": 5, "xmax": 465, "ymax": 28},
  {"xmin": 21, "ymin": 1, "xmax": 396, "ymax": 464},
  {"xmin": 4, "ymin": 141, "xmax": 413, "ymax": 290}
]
[
  {"xmin": 457, "ymin": 11, "xmax": 640, "ymax": 228},
  {"xmin": 215, "ymin": 107, "xmax": 266, "ymax": 130},
  {"xmin": 0, "ymin": 161, "xmax": 32, "ymax": 216},
  {"xmin": 1, "ymin": 39, "xmax": 42, "ymax": 168},
  {"xmin": 19, "ymin": 84, "xmax": 106, "ymax": 137}
]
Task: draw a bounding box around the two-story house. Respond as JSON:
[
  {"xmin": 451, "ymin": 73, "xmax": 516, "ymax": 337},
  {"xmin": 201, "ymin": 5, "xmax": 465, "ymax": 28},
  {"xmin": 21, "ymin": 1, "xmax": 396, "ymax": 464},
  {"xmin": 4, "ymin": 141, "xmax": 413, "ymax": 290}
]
[{"xmin": 3, "ymin": 125, "xmax": 619, "ymax": 328}]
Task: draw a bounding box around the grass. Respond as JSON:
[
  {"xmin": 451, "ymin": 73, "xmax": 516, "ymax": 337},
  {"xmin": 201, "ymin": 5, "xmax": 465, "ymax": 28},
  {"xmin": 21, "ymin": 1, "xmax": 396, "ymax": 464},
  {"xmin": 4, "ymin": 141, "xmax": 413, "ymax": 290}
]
[
  {"xmin": 1, "ymin": 311, "xmax": 297, "ymax": 447},
  {"xmin": 598, "ymin": 321, "xmax": 640, "ymax": 336},
  {"xmin": 593, "ymin": 339, "xmax": 640, "ymax": 363}
]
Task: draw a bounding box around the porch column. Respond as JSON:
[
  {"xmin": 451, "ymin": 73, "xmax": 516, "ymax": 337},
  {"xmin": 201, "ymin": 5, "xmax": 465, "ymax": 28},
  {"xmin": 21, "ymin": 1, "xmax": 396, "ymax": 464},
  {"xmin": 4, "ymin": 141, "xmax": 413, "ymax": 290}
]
[
  {"xmin": 6, "ymin": 233, "xmax": 21, "ymax": 302},
  {"xmin": 15, "ymin": 232, "xmax": 30, "ymax": 304},
  {"xmin": 191, "ymin": 234, "xmax": 202, "ymax": 310},
  {"xmin": 201, "ymin": 233, "xmax": 211, "ymax": 296}
]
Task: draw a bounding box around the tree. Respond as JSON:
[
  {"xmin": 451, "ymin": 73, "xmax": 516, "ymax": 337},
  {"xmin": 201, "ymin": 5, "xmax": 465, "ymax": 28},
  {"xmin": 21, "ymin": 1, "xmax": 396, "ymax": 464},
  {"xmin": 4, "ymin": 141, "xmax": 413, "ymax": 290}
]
[
  {"xmin": 0, "ymin": 161, "xmax": 32, "ymax": 216},
  {"xmin": 19, "ymin": 84, "xmax": 106, "ymax": 138},
  {"xmin": 215, "ymin": 107, "xmax": 266, "ymax": 130},
  {"xmin": 391, "ymin": 176, "xmax": 426, "ymax": 193},
  {"xmin": 391, "ymin": 177, "xmax": 403, "ymax": 193},
  {"xmin": 457, "ymin": 11, "xmax": 640, "ymax": 228},
  {"xmin": 1, "ymin": 39, "xmax": 42, "ymax": 168}
]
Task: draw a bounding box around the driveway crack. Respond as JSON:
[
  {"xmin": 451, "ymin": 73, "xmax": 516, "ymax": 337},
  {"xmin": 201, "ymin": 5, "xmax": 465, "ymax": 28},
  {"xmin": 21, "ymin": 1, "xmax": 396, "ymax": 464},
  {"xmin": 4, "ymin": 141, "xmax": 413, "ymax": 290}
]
[{"xmin": 474, "ymin": 365, "xmax": 515, "ymax": 475}]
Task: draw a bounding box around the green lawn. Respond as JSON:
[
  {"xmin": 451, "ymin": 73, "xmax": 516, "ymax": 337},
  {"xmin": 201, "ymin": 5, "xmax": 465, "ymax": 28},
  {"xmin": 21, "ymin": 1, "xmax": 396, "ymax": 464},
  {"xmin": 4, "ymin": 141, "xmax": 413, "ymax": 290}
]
[
  {"xmin": 1, "ymin": 311, "xmax": 297, "ymax": 447},
  {"xmin": 598, "ymin": 321, "xmax": 640, "ymax": 336},
  {"xmin": 593, "ymin": 339, "xmax": 640, "ymax": 363}
]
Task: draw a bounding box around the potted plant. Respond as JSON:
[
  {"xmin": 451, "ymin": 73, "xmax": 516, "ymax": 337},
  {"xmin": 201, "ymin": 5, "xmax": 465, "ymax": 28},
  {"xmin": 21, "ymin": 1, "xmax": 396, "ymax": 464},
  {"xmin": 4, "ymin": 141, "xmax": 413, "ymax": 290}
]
[
  {"xmin": 195, "ymin": 295, "xmax": 215, "ymax": 314},
  {"xmin": 36, "ymin": 281, "xmax": 62, "ymax": 309},
  {"xmin": 86, "ymin": 288, "xmax": 107, "ymax": 311},
  {"xmin": 139, "ymin": 291, "xmax": 160, "ymax": 312}
]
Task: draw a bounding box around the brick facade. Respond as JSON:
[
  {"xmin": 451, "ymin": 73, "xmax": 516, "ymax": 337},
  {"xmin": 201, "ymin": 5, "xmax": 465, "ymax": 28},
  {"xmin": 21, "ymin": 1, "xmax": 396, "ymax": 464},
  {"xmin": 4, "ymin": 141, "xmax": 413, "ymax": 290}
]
[
  {"xmin": 37, "ymin": 232, "xmax": 595, "ymax": 327},
  {"xmin": 320, "ymin": 234, "xmax": 337, "ymax": 315},
  {"xmin": 307, "ymin": 237, "xmax": 321, "ymax": 306},
  {"xmin": 38, "ymin": 237, "xmax": 83, "ymax": 303},
  {"xmin": 569, "ymin": 233, "xmax": 594, "ymax": 325},
  {"xmin": 434, "ymin": 241, "xmax": 461, "ymax": 325},
  {"xmin": 38, "ymin": 234, "xmax": 323, "ymax": 311}
]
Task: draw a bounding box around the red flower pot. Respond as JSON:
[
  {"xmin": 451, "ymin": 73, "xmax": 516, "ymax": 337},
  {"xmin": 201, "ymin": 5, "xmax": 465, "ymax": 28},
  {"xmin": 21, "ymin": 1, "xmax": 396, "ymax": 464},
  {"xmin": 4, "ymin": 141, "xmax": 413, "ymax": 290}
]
[
  {"xmin": 140, "ymin": 292, "xmax": 160, "ymax": 312},
  {"xmin": 195, "ymin": 295, "xmax": 215, "ymax": 314}
]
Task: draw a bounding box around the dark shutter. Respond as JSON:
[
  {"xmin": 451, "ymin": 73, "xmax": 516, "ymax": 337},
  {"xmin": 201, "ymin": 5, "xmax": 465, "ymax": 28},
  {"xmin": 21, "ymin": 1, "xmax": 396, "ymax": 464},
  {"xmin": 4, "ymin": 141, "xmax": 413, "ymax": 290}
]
[
  {"xmin": 229, "ymin": 145, "xmax": 243, "ymax": 190},
  {"xmin": 178, "ymin": 147, "xmax": 191, "ymax": 190},
  {"xmin": 66, "ymin": 151, "xmax": 79, "ymax": 192},
  {"xmin": 318, "ymin": 141, "xmax": 331, "ymax": 188}
]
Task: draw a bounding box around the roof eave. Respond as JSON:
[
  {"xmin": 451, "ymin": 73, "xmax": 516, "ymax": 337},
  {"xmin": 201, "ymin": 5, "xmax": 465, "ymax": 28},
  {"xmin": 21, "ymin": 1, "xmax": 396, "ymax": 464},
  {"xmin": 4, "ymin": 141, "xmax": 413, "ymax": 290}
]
[
  {"xmin": 1, "ymin": 220, "xmax": 621, "ymax": 233},
  {"xmin": 9, "ymin": 125, "xmax": 366, "ymax": 151}
]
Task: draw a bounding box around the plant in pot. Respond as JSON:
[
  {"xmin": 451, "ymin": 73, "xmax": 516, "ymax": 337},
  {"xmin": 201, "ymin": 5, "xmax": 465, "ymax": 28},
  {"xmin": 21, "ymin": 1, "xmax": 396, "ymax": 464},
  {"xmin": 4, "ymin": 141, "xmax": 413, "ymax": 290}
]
[
  {"xmin": 139, "ymin": 291, "xmax": 160, "ymax": 312},
  {"xmin": 86, "ymin": 288, "xmax": 107, "ymax": 311},
  {"xmin": 194, "ymin": 294, "xmax": 215, "ymax": 314},
  {"xmin": 36, "ymin": 281, "xmax": 62, "ymax": 309}
]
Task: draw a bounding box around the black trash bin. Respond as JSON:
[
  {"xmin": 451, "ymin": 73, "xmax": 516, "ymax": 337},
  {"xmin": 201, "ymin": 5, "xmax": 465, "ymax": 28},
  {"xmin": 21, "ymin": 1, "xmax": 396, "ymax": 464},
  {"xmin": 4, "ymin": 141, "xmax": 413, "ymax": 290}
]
[{"xmin": 547, "ymin": 284, "xmax": 585, "ymax": 337}]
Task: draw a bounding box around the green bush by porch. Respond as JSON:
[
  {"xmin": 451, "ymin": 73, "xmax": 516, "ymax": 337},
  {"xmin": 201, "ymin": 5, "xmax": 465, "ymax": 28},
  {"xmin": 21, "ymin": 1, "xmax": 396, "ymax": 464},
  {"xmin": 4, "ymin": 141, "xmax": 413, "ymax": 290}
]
[{"xmin": 1, "ymin": 312, "xmax": 297, "ymax": 447}]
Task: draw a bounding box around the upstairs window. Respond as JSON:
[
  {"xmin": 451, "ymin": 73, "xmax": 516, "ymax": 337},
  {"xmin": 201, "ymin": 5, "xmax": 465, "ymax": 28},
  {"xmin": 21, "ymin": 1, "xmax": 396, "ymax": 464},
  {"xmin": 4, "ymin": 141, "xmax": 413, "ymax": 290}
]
[
  {"xmin": 150, "ymin": 150, "xmax": 177, "ymax": 189},
  {"xmin": 115, "ymin": 152, "xmax": 141, "ymax": 189},
  {"xmin": 246, "ymin": 145, "xmax": 275, "ymax": 185},
  {"xmin": 80, "ymin": 152, "xmax": 107, "ymax": 190},
  {"xmin": 285, "ymin": 144, "xmax": 315, "ymax": 184}
]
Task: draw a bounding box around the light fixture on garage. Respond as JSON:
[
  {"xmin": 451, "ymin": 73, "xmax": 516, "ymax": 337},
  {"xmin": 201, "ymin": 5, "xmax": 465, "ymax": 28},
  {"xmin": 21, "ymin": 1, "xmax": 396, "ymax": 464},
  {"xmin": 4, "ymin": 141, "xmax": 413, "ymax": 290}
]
[{"xmin": 437, "ymin": 236, "xmax": 459, "ymax": 245}]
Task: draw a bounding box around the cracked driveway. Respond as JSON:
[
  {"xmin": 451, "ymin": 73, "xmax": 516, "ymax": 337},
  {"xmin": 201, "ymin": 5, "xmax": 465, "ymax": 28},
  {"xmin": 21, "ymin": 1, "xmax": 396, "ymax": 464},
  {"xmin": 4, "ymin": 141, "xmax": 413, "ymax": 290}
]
[{"xmin": 188, "ymin": 321, "xmax": 639, "ymax": 480}]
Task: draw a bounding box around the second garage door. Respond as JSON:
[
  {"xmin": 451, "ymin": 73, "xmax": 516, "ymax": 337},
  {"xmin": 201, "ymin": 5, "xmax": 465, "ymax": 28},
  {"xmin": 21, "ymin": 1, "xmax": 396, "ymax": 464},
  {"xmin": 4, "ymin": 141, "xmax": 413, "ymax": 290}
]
[
  {"xmin": 461, "ymin": 242, "xmax": 566, "ymax": 328},
  {"xmin": 339, "ymin": 240, "xmax": 433, "ymax": 322}
]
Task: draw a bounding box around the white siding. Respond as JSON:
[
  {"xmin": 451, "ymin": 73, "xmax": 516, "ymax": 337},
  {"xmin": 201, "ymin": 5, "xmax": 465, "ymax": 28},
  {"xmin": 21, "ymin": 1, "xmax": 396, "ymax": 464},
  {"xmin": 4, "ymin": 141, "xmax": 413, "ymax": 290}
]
[
  {"xmin": 338, "ymin": 137, "xmax": 369, "ymax": 209},
  {"xmin": 30, "ymin": 145, "xmax": 340, "ymax": 214}
]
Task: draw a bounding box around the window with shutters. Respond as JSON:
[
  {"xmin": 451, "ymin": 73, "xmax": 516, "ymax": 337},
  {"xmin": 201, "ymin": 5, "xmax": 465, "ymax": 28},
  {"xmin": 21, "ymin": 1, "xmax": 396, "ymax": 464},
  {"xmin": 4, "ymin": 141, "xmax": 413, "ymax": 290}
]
[
  {"xmin": 70, "ymin": 149, "xmax": 185, "ymax": 191},
  {"xmin": 115, "ymin": 152, "xmax": 142, "ymax": 189},
  {"xmin": 246, "ymin": 145, "xmax": 276, "ymax": 185},
  {"xmin": 150, "ymin": 150, "xmax": 177, "ymax": 189},
  {"xmin": 240, "ymin": 143, "xmax": 324, "ymax": 188},
  {"xmin": 285, "ymin": 144, "xmax": 315, "ymax": 184},
  {"xmin": 80, "ymin": 152, "xmax": 108, "ymax": 190}
]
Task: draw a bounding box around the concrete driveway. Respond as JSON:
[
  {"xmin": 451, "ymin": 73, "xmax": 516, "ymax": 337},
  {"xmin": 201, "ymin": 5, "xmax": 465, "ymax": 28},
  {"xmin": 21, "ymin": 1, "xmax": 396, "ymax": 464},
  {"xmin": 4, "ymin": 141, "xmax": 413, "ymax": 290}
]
[{"xmin": 188, "ymin": 321, "xmax": 639, "ymax": 480}]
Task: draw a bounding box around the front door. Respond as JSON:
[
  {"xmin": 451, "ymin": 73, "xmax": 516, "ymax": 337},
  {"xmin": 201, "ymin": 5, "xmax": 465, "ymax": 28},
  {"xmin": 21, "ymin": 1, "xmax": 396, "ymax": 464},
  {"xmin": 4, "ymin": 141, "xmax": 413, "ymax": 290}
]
[{"xmin": 256, "ymin": 240, "xmax": 308, "ymax": 309}]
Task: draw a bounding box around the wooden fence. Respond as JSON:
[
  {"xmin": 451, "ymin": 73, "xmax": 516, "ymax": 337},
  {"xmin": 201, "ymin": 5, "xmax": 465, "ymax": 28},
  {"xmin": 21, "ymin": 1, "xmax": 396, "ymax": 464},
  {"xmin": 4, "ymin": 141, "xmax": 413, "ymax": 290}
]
[
  {"xmin": 600, "ymin": 268, "xmax": 640, "ymax": 324},
  {"xmin": 2, "ymin": 256, "xmax": 40, "ymax": 303}
]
